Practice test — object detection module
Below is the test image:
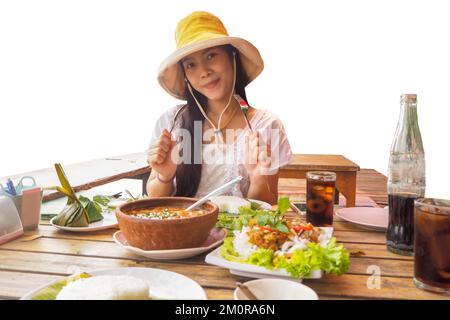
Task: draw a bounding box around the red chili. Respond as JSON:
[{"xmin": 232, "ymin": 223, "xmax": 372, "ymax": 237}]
[
  {"xmin": 258, "ymin": 225, "xmax": 277, "ymax": 233},
  {"xmin": 291, "ymin": 225, "xmax": 313, "ymax": 233}
]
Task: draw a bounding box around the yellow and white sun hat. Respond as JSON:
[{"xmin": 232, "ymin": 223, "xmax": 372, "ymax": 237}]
[{"xmin": 157, "ymin": 11, "xmax": 264, "ymax": 100}]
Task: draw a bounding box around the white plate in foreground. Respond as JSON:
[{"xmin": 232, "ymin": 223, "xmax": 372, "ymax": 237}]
[
  {"xmin": 50, "ymin": 212, "xmax": 118, "ymax": 232},
  {"xmin": 113, "ymin": 228, "xmax": 227, "ymax": 260},
  {"xmin": 20, "ymin": 267, "xmax": 206, "ymax": 300},
  {"xmin": 205, "ymin": 227, "xmax": 333, "ymax": 281}
]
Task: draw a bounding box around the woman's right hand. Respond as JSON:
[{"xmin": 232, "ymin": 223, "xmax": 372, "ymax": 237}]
[{"xmin": 147, "ymin": 129, "xmax": 177, "ymax": 181}]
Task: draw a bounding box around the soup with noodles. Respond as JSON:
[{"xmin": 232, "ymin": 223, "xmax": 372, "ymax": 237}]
[{"xmin": 126, "ymin": 207, "xmax": 205, "ymax": 220}]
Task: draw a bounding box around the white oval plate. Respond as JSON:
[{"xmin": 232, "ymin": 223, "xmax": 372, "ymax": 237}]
[
  {"xmin": 50, "ymin": 212, "xmax": 118, "ymax": 232},
  {"xmin": 113, "ymin": 228, "xmax": 227, "ymax": 260},
  {"xmin": 20, "ymin": 267, "xmax": 206, "ymax": 300},
  {"xmin": 205, "ymin": 227, "xmax": 333, "ymax": 281}
]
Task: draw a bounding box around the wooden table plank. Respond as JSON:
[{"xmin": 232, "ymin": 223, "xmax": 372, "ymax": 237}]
[
  {"xmin": 18, "ymin": 224, "xmax": 389, "ymax": 246},
  {"xmin": 0, "ymin": 168, "xmax": 448, "ymax": 300},
  {"xmin": 0, "ymin": 249, "xmax": 415, "ymax": 279},
  {"xmin": 0, "ymin": 251, "xmax": 446, "ymax": 300},
  {"xmin": 1, "ymin": 236, "xmax": 412, "ymax": 263},
  {"xmin": 302, "ymin": 274, "xmax": 449, "ymax": 300},
  {"xmin": 0, "ymin": 271, "xmax": 65, "ymax": 300},
  {"xmin": 282, "ymin": 154, "xmax": 360, "ymax": 172},
  {"xmin": 0, "ymin": 250, "xmax": 422, "ymax": 295}
]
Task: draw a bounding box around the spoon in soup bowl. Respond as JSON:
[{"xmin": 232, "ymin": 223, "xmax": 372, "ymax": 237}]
[{"xmin": 185, "ymin": 176, "xmax": 243, "ymax": 211}]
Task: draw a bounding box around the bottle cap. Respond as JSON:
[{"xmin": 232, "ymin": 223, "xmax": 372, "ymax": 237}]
[{"xmin": 401, "ymin": 94, "xmax": 417, "ymax": 103}]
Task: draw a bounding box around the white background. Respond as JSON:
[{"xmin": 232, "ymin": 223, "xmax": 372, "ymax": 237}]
[{"xmin": 1, "ymin": 0, "xmax": 449, "ymax": 198}]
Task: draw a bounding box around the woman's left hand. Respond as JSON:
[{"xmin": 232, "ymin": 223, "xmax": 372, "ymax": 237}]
[{"xmin": 244, "ymin": 130, "xmax": 272, "ymax": 178}]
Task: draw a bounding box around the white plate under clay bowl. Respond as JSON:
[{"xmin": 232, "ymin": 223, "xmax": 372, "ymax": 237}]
[{"xmin": 113, "ymin": 227, "xmax": 227, "ymax": 260}]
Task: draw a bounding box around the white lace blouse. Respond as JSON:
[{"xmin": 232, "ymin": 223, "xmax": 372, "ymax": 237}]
[{"xmin": 148, "ymin": 105, "xmax": 292, "ymax": 198}]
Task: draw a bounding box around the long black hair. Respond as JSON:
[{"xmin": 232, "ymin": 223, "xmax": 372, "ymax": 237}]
[{"xmin": 174, "ymin": 44, "xmax": 249, "ymax": 197}]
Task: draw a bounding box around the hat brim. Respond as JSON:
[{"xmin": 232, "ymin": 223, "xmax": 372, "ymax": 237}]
[{"xmin": 158, "ymin": 36, "xmax": 264, "ymax": 100}]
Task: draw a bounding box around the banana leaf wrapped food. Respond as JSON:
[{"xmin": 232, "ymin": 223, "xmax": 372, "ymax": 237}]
[{"xmin": 52, "ymin": 163, "xmax": 103, "ymax": 227}]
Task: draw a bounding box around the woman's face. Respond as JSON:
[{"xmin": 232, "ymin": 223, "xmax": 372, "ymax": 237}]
[{"xmin": 181, "ymin": 46, "xmax": 234, "ymax": 103}]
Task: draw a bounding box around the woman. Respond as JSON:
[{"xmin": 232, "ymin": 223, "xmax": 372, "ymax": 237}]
[{"xmin": 147, "ymin": 11, "xmax": 292, "ymax": 204}]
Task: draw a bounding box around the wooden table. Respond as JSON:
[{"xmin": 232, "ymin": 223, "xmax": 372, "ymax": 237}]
[
  {"xmin": 0, "ymin": 169, "xmax": 447, "ymax": 300},
  {"xmin": 1, "ymin": 153, "xmax": 359, "ymax": 207},
  {"xmin": 0, "ymin": 153, "xmax": 151, "ymax": 202},
  {"xmin": 280, "ymin": 154, "xmax": 360, "ymax": 207}
]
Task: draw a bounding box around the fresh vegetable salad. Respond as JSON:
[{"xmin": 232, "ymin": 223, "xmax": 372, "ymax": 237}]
[{"xmin": 216, "ymin": 198, "xmax": 350, "ymax": 278}]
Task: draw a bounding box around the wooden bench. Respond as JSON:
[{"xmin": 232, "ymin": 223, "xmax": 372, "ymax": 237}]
[
  {"xmin": 1, "ymin": 153, "xmax": 359, "ymax": 206},
  {"xmin": 280, "ymin": 154, "xmax": 360, "ymax": 207}
]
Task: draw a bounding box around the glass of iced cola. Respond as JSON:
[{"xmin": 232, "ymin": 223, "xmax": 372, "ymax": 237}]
[
  {"xmin": 414, "ymin": 198, "xmax": 450, "ymax": 294},
  {"xmin": 306, "ymin": 171, "xmax": 336, "ymax": 227}
]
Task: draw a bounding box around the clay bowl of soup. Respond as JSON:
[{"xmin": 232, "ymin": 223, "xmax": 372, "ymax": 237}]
[{"xmin": 116, "ymin": 197, "xmax": 219, "ymax": 250}]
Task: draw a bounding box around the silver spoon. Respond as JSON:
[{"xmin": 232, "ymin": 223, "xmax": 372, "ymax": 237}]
[{"xmin": 185, "ymin": 176, "xmax": 243, "ymax": 211}]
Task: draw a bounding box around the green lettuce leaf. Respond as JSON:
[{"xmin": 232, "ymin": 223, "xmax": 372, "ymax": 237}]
[
  {"xmin": 274, "ymin": 237, "xmax": 350, "ymax": 278},
  {"xmin": 274, "ymin": 249, "xmax": 316, "ymax": 278},
  {"xmin": 216, "ymin": 213, "xmax": 244, "ymax": 230},
  {"xmin": 247, "ymin": 249, "xmax": 274, "ymax": 269},
  {"xmin": 316, "ymin": 238, "xmax": 350, "ymax": 275},
  {"xmin": 217, "ymin": 197, "xmax": 292, "ymax": 232},
  {"xmin": 220, "ymin": 237, "xmax": 247, "ymax": 263},
  {"xmin": 220, "ymin": 232, "xmax": 350, "ymax": 278}
]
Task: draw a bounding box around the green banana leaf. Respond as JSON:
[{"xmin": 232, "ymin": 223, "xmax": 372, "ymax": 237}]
[
  {"xmin": 53, "ymin": 201, "xmax": 89, "ymax": 227},
  {"xmin": 52, "ymin": 163, "xmax": 103, "ymax": 227},
  {"xmin": 79, "ymin": 195, "xmax": 103, "ymax": 223},
  {"xmin": 31, "ymin": 273, "xmax": 91, "ymax": 300}
]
